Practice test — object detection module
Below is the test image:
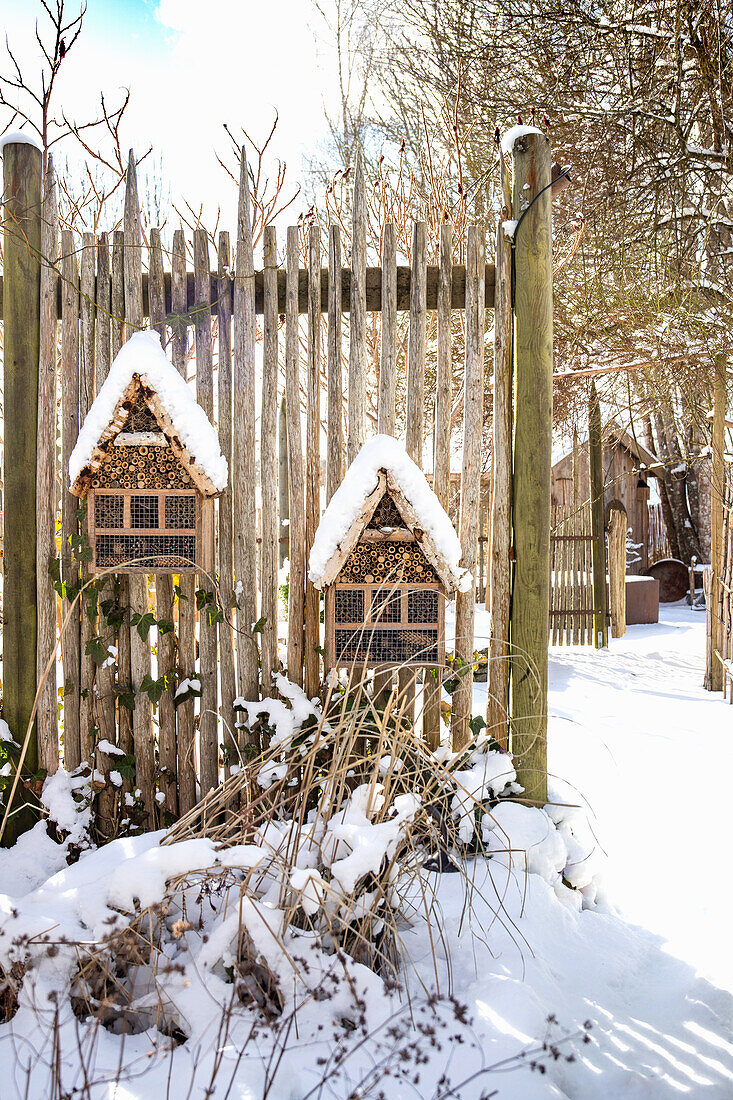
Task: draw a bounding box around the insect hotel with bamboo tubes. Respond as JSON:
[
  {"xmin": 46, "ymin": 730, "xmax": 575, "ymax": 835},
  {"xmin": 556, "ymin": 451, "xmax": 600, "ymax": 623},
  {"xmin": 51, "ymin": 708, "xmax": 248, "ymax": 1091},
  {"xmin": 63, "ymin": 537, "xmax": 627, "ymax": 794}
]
[
  {"xmin": 69, "ymin": 330, "xmax": 228, "ymax": 574},
  {"xmin": 309, "ymin": 436, "xmax": 471, "ymax": 675}
]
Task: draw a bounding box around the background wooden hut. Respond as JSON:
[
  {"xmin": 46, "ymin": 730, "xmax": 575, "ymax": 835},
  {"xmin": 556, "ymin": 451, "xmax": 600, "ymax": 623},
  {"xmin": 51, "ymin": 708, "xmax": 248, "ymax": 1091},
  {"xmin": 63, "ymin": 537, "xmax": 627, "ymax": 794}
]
[{"xmin": 551, "ymin": 421, "xmax": 664, "ymax": 573}]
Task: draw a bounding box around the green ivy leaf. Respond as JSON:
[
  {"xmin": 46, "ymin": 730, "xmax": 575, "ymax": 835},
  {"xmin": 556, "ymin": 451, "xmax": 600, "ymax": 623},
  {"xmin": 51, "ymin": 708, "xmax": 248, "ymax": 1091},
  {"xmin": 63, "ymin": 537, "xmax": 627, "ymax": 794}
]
[
  {"xmin": 85, "ymin": 636, "xmax": 108, "ymax": 665},
  {"xmin": 116, "ymin": 685, "xmax": 136, "ymax": 712},
  {"xmin": 157, "ymin": 619, "xmax": 175, "ymax": 636},
  {"xmin": 141, "ymin": 673, "xmax": 167, "ymax": 706},
  {"xmin": 100, "ymin": 597, "xmax": 125, "ymax": 627},
  {"xmin": 469, "ymin": 715, "xmax": 486, "ymax": 739},
  {"xmin": 252, "ymin": 616, "xmax": 267, "ymax": 634},
  {"xmin": 131, "ymin": 611, "xmax": 156, "ymax": 640}
]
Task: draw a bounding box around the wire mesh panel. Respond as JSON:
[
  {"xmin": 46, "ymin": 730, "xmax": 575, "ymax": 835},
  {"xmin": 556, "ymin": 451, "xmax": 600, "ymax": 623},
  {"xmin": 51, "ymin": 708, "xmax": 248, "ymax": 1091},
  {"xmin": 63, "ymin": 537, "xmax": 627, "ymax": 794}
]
[
  {"xmin": 94, "ymin": 493, "xmax": 124, "ymax": 529},
  {"xmin": 335, "ymin": 588, "xmax": 364, "ymax": 623},
  {"xmin": 165, "ymin": 494, "xmax": 196, "ymax": 529},
  {"xmin": 95, "ymin": 533, "xmax": 196, "ymax": 570},
  {"xmin": 407, "ymin": 589, "xmax": 439, "ymax": 623},
  {"xmin": 130, "ymin": 495, "xmax": 159, "ymax": 528},
  {"xmin": 371, "ymin": 588, "xmax": 401, "ymax": 622},
  {"xmin": 334, "ymin": 627, "xmax": 439, "ymax": 664}
]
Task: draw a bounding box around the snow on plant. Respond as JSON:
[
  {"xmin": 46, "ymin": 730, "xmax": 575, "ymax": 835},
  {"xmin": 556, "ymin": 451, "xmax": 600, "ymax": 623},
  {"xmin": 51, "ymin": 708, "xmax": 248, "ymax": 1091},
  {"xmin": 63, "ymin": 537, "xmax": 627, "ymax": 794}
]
[{"xmin": 0, "ymin": 670, "xmax": 603, "ymax": 1096}]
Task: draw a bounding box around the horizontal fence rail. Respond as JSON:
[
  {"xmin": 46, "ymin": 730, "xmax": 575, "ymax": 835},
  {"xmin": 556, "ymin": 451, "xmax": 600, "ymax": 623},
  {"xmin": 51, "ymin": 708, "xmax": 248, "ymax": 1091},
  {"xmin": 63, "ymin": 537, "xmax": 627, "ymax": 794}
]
[{"xmin": 0, "ymin": 263, "xmax": 497, "ymax": 318}]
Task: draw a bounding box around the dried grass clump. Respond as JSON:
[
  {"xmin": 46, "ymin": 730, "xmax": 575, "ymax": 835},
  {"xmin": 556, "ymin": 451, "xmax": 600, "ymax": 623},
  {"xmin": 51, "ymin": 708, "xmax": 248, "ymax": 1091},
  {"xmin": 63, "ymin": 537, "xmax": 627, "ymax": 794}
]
[{"xmin": 66, "ymin": 669, "xmax": 518, "ymax": 1042}]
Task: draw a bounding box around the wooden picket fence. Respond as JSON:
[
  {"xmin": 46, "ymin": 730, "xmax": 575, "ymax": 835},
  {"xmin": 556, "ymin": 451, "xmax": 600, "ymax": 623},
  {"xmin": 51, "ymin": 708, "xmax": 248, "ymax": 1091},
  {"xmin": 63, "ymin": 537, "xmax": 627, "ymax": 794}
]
[
  {"xmin": 549, "ymin": 502, "xmax": 597, "ymax": 645},
  {"xmin": 24, "ymin": 148, "xmax": 498, "ymax": 828}
]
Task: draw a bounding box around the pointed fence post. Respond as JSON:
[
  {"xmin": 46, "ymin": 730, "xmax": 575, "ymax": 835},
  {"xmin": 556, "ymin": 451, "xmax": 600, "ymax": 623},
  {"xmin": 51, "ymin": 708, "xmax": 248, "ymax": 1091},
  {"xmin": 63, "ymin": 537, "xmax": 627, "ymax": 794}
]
[
  {"xmin": 508, "ymin": 130, "xmax": 552, "ymax": 807},
  {"xmin": 348, "ymin": 153, "xmax": 367, "ymax": 464},
  {"xmin": 451, "ymin": 226, "xmax": 485, "ymax": 752},
  {"xmin": 1, "ymin": 138, "xmax": 42, "ymax": 841},
  {"xmin": 233, "ymin": 147, "xmax": 260, "ymax": 706}
]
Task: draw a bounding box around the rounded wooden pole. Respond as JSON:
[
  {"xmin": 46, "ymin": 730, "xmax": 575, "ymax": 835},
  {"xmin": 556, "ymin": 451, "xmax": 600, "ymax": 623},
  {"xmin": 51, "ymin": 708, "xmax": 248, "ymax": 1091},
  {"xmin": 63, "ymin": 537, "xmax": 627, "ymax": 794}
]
[
  {"xmin": 2, "ymin": 139, "xmax": 42, "ymax": 838},
  {"xmin": 589, "ymin": 381, "xmax": 608, "ymax": 649},
  {"xmin": 508, "ymin": 131, "xmax": 552, "ymax": 806},
  {"xmin": 710, "ymin": 353, "xmax": 726, "ymax": 692}
]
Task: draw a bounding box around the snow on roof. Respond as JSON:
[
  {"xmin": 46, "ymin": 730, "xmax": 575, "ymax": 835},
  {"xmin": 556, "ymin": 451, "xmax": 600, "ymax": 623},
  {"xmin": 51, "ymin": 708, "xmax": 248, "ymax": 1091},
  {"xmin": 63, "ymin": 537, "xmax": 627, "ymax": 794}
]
[
  {"xmin": 551, "ymin": 419, "xmax": 660, "ymax": 473},
  {"xmin": 500, "ymin": 124, "xmax": 544, "ymax": 156},
  {"xmin": 309, "ymin": 434, "xmax": 470, "ymax": 591},
  {"xmin": 69, "ymin": 330, "xmax": 228, "ymax": 491}
]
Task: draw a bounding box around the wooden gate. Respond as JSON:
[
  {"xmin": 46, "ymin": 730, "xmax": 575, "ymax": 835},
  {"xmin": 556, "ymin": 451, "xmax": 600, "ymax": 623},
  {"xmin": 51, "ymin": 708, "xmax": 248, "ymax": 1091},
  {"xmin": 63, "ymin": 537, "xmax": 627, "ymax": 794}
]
[{"xmin": 549, "ymin": 502, "xmax": 596, "ymax": 645}]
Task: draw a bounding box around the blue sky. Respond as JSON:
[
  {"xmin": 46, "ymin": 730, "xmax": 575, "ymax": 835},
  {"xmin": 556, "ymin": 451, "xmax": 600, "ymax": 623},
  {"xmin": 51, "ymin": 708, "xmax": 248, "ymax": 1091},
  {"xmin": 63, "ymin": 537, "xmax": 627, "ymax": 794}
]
[{"xmin": 2, "ymin": 0, "xmax": 337, "ymax": 233}]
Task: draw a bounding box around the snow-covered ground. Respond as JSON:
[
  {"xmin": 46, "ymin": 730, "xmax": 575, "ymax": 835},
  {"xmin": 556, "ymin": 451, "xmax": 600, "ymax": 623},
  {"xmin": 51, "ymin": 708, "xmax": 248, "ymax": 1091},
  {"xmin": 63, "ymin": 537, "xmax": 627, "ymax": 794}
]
[{"xmin": 2, "ymin": 603, "xmax": 732, "ymax": 1098}]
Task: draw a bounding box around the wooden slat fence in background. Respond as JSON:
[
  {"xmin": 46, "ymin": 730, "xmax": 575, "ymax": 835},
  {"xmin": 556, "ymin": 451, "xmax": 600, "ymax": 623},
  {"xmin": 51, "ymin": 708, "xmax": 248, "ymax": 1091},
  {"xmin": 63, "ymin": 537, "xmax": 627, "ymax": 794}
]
[{"xmin": 550, "ymin": 503, "xmax": 595, "ymax": 646}]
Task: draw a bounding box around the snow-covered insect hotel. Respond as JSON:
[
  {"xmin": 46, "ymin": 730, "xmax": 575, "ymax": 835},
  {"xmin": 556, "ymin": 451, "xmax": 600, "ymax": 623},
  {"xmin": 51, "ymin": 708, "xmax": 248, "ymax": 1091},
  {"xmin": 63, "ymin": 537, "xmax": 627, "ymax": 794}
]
[
  {"xmin": 309, "ymin": 436, "xmax": 470, "ymax": 669},
  {"xmin": 69, "ymin": 331, "xmax": 228, "ymax": 574}
]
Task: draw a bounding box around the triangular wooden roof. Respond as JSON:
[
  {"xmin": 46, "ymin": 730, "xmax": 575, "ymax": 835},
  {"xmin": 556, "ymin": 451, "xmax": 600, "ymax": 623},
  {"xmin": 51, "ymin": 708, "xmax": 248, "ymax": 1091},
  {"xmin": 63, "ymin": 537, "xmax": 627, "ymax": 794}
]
[
  {"xmin": 70, "ymin": 374, "xmax": 222, "ymax": 498},
  {"xmin": 552, "ymin": 418, "xmax": 661, "ymax": 475},
  {"xmin": 314, "ymin": 471, "xmax": 460, "ymax": 593}
]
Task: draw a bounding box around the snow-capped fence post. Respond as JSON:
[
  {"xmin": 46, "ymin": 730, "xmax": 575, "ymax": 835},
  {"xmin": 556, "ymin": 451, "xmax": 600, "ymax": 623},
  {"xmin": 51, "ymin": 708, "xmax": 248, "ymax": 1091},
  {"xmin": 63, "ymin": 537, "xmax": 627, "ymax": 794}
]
[
  {"xmin": 508, "ymin": 129, "xmax": 552, "ymax": 805},
  {"xmin": 285, "ymin": 225, "xmax": 306, "ymax": 687},
  {"xmin": 193, "ymin": 229, "xmax": 219, "ymax": 796},
  {"xmin": 608, "ymin": 502, "xmax": 627, "ymax": 639},
  {"xmin": 123, "ymin": 153, "xmax": 154, "ymax": 824},
  {"xmin": 488, "ymin": 146, "xmax": 513, "ymax": 750},
  {"xmin": 2, "ymin": 136, "xmax": 42, "ymax": 815},
  {"xmin": 378, "ymin": 221, "xmax": 398, "ymax": 438},
  {"xmin": 36, "ymin": 156, "xmax": 59, "ymax": 776},
  {"xmin": 348, "ymin": 152, "xmax": 367, "ymax": 465},
  {"xmin": 589, "ymin": 382, "xmax": 609, "ymax": 649},
  {"xmin": 216, "ymin": 230, "xmax": 237, "ymax": 776},
  {"xmin": 261, "ymin": 224, "xmax": 280, "ymax": 697},
  {"xmin": 233, "ymin": 147, "xmax": 260, "ymax": 710},
  {"xmin": 451, "ymin": 226, "xmax": 485, "ymax": 751},
  {"xmin": 171, "ymin": 229, "xmax": 197, "ymax": 814},
  {"xmin": 305, "ymin": 225, "xmax": 323, "ymax": 699},
  {"xmin": 149, "ymin": 227, "xmax": 178, "ymax": 817},
  {"xmin": 327, "ymin": 225, "xmax": 344, "ymax": 501},
  {"xmin": 60, "ymin": 229, "xmax": 82, "ymax": 769},
  {"xmin": 709, "ymin": 353, "xmax": 727, "ymax": 692}
]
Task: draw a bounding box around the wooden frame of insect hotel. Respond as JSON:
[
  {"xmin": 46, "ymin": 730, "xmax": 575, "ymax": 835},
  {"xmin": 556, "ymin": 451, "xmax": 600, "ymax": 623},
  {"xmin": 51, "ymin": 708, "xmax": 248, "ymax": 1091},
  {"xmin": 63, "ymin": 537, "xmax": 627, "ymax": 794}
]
[
  {"xmin": 309, "ymin": 438, "xmax": 469, "ymax": 672},
  {"xmin": 69, "ymin": 331, "xmax": 227, "ymax": 575}
]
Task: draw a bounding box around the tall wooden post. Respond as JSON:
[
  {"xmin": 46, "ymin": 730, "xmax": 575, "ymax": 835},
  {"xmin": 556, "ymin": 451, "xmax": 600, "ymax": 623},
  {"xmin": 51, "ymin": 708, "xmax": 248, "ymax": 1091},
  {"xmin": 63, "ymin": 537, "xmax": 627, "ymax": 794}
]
[
  {"xmin": 710, "ymin": 353, "xmax": 727, "ymax": 691},
  {"xmin": 488, "ymin": 148, "xmax": 513, "ymax": 750},
  {"xmin": 508, "ymin": 131, "xmax": 552, "ymax": 806},
  {"xmin": 2, "ymin": 139, "xmax": 42, "ymax": 836},
  {"xmin": 37, "ymin": 157, "xmax": 59, "ymax": 775},
  {"xmin": 589, "ymin": 382, "xmax": 608, "ymax": 649}
]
